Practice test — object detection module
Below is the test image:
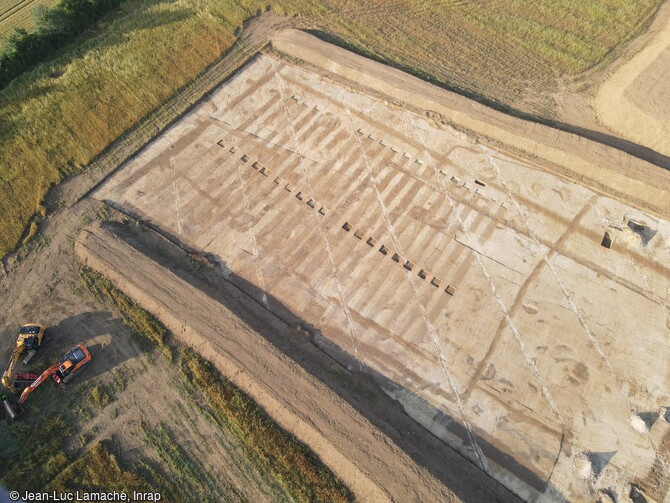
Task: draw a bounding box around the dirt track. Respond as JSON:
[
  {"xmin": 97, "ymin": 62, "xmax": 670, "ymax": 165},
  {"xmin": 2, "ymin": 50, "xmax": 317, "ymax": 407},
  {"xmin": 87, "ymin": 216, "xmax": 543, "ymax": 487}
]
[
  {"xmin": 594, "ymin": 1, "xmax": 670, "ymax": 157},
  {"xmin": 75, "ymin": 223, "xmax": 521, "ymax": 503}
]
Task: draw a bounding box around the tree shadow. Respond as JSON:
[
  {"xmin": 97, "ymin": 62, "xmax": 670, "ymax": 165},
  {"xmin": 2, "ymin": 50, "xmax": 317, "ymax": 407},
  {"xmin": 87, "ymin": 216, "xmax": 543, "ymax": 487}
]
[{"xmin": 1, "ymin": 2, "xmax": 195, "ymax": 99}]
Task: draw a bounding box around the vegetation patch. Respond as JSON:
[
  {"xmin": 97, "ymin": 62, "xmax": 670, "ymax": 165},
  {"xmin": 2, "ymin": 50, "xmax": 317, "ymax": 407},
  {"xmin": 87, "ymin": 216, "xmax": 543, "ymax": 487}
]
[
  {"xmin": 1, "ymin": 410, "xmax": 68, "ymax": 490},
  {"xmin": 0, "ymin": 380, "xmax": 153, "ymax": 495},
  {"xmin": 48, "ymin": 441, "xmax": 151, "ymax": 494},
  {"xmin": 140, "ymin": 422, "xmax": 235, "ymax": 501},
  {"xmin": 179, "ymin": 348, "xmax": 352, "ymax": 503},
  {"xmin": 88, "ymin": 383, "xmax": 112, "ymax": 409},
  {"xmin": 0, "ymin": 0, "xmax": 60, "ymax": 41},
  {"xmin": 79, "ymin": 267, "xmax": 166, "ymax": 347},
  {"xmin": 0, "ymin": 0, "xmax": 126, "ymax": 88}
]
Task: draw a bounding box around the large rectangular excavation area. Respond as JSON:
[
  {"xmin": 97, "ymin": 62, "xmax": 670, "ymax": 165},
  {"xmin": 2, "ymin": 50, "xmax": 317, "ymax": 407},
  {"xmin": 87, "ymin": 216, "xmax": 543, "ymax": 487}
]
[{"xmin": 94, "ymin": 43, "xmax": 670, "ymax": 502}]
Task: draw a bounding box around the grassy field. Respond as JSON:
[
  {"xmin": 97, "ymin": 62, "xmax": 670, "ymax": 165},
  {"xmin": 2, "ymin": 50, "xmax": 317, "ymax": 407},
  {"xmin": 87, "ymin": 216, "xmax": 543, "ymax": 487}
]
[
  {"xmin": 178, "ymin": 348, "xmax": 352, "ymax": 502},
  {"xmin": 0, "ymin": 0, "xmax": 662, "ymax": 258},
  {"xmin": 0, "ymin": 0, "xmax": 59, "ymax": 41}
]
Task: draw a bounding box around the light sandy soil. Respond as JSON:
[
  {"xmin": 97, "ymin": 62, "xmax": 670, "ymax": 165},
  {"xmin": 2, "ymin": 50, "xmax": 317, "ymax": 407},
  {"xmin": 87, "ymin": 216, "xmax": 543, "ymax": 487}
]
[
  {"xmin": 92, "ymin": 44, "xmax": 670, "ymax": 503},
  {"xmin": 75, "ymin": 222, "xmax": 520, "ymax": 503},
  {"xmin": 593, "ymin": 1, "xmax": 670, "ymax": 157}
]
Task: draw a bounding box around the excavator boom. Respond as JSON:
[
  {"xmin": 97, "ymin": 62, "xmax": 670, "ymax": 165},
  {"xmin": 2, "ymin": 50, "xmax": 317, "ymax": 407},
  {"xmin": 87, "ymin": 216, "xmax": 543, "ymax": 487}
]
[
  {"xmin": 18, "ymin": 362, "xmax": 61, "ymax": 404},
  {"xmin": 3, "ymin": 343, "xmax": 91, "ymax": 420},
  {"xmin": 1, "ymin": 343, "xmax": 25, "ymax": 394}
]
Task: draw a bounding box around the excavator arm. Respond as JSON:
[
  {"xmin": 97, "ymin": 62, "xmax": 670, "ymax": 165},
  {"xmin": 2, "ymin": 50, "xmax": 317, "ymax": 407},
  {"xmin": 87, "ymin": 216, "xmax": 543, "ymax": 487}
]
[
  {"xmin": 18, "ymin": 362, "xmax": 61, "ymax": 405},
  {"xmin": 3, "ymin": 342, "xmax": 88, "ymax": 420},
  {"xmin": 1, "ymin": 341, "xmax": 27, "ymax": 395}
]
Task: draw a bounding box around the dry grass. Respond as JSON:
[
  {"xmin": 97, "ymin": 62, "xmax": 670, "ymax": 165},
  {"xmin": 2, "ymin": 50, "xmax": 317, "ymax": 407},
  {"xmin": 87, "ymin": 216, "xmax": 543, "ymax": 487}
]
[
  {"xmin": 140, "ymin": 422, "xmax": 242, "ymax": 502},
  {"xmin": 0, "ymin": 377, "xmax": 152, "ymax": 494},
  {"xmin": 0, "ymin": 0, "xmax": 662, "ymax": 258},
  {"xmin": 48, "ymin": 441, "xmax": 152, "ymax": 494}
]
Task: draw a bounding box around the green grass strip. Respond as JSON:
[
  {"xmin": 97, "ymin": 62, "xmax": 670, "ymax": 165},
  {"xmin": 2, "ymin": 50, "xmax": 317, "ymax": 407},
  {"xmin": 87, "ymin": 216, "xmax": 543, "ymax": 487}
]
[{"xmin": 179, "ymin": 348, "xmax": 352, "ymax": 503}]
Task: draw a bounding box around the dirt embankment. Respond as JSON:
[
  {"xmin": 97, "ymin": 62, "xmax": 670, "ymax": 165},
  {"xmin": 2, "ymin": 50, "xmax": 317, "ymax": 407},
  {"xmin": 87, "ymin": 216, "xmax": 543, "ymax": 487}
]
[
  {"xmin": 74, "ymin": 225, "xmax": 435, "ymax": 502},
  {"xmin": 271, "ymin": 30, "xmax": 670, "ymax": 221},
  {"xmin": 74, "ymin": 223, "xmax": 522, "ymax": 503}
]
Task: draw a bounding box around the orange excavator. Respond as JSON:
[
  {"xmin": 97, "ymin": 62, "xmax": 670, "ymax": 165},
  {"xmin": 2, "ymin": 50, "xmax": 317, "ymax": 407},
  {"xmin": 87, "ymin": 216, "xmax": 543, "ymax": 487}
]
[{"xmin": 2, "ymin": 344, "xmax": 91, "ymax": 420}]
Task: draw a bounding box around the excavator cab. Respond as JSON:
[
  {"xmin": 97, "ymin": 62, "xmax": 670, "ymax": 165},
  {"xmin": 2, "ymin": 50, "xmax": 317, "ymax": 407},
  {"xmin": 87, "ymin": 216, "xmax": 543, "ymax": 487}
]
[
  {"xmin": 19, "ymin": 326, "xmax": 41, "ymax": 353},
  {"xmin": 53, "ymin": 345, "xmax": 90, "ymax": 384},
  {"xmin": 59, "ymin": 360, "xmax": 74, "ymax": 374}
]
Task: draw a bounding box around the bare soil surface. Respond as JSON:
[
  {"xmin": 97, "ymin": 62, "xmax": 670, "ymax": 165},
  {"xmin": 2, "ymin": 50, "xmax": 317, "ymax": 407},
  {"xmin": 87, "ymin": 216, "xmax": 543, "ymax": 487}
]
[
  {"xmin": 592, "ymin": 1, "xmax": 670, "ymax": 157},
  {"xmin": 91, "ymin": 46, "xmax": 670, "ymax": 502},
  {"xmin": 75, "ymin": 221, "xmax": 521, "ymax": 503},
  {"xmin": 2, "ymin": 8, "xmax": 669, "ymax": 503}
]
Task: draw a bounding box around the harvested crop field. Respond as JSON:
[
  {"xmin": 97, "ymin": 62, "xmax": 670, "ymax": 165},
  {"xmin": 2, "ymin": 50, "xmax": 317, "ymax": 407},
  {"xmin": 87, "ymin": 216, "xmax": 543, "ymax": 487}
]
[
  {"xmin": 91, "ymin": 35, "xmax": 670, "ymax": 503},
  {"xmin": 0, "ymin": 0, "xmax": 58, "ymax": 40}
]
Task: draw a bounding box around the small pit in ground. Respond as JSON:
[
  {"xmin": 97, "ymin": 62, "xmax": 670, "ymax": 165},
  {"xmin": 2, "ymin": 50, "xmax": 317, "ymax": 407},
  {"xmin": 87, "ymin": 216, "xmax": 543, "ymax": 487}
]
[
  {"xmin": 627, "ymin": 220, "xmax": 657, "ymax": 246},
  {"xmin": 601, "ymin": 231, "xmax": 612, "ymax": 249}
]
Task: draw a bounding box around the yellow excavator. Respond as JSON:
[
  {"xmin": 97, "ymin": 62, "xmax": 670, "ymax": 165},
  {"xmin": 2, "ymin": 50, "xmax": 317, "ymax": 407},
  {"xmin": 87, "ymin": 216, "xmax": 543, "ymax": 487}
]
[
  {"xmin": 2, "ymin": 344, "xmax": 92, "ymax": 420},
  {"xmin": 1, "ymin": 323, "xmax": 46, "ymax": 395}
]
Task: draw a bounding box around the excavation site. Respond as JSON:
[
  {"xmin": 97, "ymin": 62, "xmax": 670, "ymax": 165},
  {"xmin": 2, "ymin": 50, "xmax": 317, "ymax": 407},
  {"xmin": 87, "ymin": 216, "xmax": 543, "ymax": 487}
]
[{"xmin": 77, "ymin": 30, "xmax": 670, "ymax": 503}]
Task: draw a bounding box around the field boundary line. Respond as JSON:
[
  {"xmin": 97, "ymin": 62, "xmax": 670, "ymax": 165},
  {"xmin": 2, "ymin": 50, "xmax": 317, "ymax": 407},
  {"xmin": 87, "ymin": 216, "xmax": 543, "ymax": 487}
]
[{"xmin": 73, "ymin": 19, "xmax": 294, "ymax": 209}]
